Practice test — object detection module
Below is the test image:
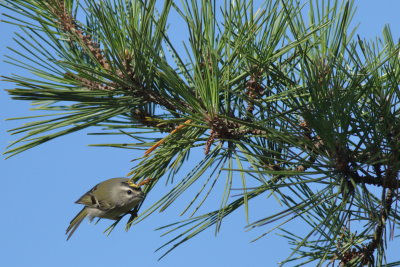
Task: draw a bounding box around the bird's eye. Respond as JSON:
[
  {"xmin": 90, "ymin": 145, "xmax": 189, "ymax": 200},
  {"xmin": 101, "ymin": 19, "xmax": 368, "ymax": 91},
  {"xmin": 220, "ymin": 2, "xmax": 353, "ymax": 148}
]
[{"xmin": 127, "ymin": 190, "xmax": 133, "ymax": 195}]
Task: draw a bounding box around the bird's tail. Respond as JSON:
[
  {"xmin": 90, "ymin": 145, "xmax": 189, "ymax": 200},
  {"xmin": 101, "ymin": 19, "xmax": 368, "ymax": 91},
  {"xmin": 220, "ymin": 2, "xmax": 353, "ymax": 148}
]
[{"xmin": 66, "ymin": 207, "xmax": 88, "ymax": 240}]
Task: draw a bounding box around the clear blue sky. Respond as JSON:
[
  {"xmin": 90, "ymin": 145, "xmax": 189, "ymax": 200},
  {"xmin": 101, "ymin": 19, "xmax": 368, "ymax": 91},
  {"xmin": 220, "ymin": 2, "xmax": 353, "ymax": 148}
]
[{"xmin": 1, "ymin": 1, "xmax": 399, "ymax": 267}]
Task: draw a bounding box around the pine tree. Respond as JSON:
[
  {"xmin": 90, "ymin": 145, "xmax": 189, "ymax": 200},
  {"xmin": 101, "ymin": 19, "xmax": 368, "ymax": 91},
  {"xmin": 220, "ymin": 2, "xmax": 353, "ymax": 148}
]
[{"xmin": 2, "ymin": 0, "xmax": 400, "ymax": 265}]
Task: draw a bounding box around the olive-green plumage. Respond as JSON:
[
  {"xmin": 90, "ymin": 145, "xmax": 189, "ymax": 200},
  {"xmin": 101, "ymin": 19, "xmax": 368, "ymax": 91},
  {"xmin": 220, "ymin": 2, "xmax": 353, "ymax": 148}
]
[{"xmin": 66, "ymin": 178, "xmax": 144, "ymax": 240}]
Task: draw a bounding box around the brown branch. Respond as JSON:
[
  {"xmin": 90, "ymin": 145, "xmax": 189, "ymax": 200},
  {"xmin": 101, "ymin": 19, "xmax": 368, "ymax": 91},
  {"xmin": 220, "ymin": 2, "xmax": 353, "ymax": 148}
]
[
  {"xmin": 337, "ymin": 118, "xmax": 399, "ymax": 264},
  {"xmin": 65, "ymin": 72, "xmax": 115, "ymax": 91},
  {"xmin": 47, "ymin": 1, "xmax": 194, "ymax": 122},
  {"xmin": 200, "ymin": 116, "xmax": 400, "ymax": 190},
  {"xmin": 348, "ymin": 172, "xmax": 400, "ymax": 189},
  {"xmin": 46, "ymin": 0, "xmax": 110, "ymax": 69},
  {"xmin": 337, "ymin": 148, "xmax": 400, "ymax": 189},
  {"xmin": 204, "ymin": 130, "xmax": 217, "ymax": 155},
  {"xmin": 333, "ymin": 139, "xmax": 400, "ymax": 189},
  {"xmin": 245, "ymin": 74, "xmax": 264, "ymax": 117},
  {"xmin": 340, "ymin": 188, "xmax": 394, "ymax": 265},
  {"xmin": 130, "ymin": 109, "xmax": 176, "ymax": 132},
  {"xmin": 141, "ymin": 91, "xmax": 180, "ymax": 112}
]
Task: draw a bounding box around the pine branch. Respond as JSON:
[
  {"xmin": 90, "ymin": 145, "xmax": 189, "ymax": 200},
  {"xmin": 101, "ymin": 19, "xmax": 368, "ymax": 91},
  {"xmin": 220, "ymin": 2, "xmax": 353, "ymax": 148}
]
[{"xmin": 45, "ymin": 0, "xmax": 110, "ymax": 70}]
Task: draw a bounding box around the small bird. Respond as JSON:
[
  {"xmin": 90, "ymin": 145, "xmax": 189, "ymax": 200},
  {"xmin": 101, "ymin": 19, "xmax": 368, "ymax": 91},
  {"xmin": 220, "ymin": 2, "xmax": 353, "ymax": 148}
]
[{"xmin": 66, "ymin": 177, "xmax": 144, "ymax": 240}]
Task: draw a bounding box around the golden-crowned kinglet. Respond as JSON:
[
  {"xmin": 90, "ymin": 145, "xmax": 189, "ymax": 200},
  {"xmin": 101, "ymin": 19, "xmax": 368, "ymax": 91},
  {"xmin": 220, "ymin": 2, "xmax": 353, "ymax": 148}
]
[{"xmin": 66, "ymin": 177, "xmax": 144, "ymax": 240}]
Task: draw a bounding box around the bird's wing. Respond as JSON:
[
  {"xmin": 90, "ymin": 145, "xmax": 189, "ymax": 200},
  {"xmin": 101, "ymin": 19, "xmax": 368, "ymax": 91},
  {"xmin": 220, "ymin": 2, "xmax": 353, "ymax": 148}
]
[
  {"xmin": 75, "ymin": 190, "xmax": 98, "ymax": 206},
  {"xmin": 97, "ymin": 199, "xmax": 114, "ymax": 210}
]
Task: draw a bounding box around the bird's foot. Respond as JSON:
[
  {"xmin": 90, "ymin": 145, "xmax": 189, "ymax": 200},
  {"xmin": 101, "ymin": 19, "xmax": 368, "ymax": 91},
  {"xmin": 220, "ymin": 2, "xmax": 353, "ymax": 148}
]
[{"xmin": 127, "ymin": 210, "xmax": 138, "ymax": 218}]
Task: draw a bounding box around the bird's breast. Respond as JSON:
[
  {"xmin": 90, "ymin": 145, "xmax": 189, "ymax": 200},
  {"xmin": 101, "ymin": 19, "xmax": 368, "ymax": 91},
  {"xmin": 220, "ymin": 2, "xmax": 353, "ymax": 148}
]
[{"xmin": 86, "ymin": 198, "xmax": 142, "ymax": 220}]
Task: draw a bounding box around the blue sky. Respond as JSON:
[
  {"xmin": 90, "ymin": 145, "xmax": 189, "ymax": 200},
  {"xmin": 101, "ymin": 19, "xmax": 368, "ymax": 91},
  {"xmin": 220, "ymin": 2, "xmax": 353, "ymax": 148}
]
[{"xmin": 1, "ymin": 1, "xmax": 400, "ymax": 267}]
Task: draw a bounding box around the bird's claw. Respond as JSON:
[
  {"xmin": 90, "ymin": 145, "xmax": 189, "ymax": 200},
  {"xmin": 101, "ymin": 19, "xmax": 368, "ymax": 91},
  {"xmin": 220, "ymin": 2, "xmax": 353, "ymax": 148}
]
[{"xmin": 127, "ymin": 210, "xmax": 138, "ymax": 218}]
